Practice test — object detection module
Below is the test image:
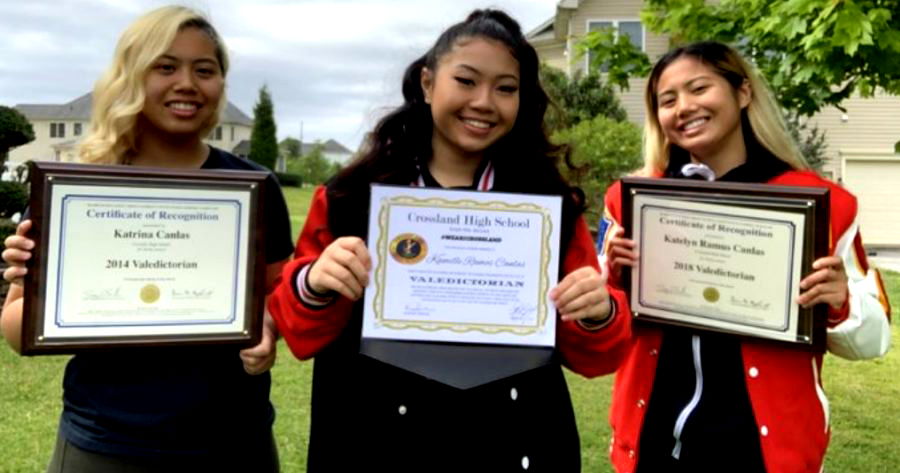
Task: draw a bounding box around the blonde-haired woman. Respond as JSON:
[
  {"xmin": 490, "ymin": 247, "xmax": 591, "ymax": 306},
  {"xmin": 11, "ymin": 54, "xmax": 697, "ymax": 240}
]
[
  {"xmin": 1, "ymin": 6, "xmax": 292, "ymax": 471},
  {"xmin": 597, "ymin": 41, "xmax": 890, "ymax": 472}
]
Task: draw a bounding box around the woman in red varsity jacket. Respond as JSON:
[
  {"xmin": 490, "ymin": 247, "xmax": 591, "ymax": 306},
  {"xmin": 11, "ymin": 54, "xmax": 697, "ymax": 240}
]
[
  {"xmin": 598, "ymin": 41, "xmax": 891, "ymax": 473},
  {"xmin": 267, "ymin": 9, "xmax": 631, "ymax": 473}
]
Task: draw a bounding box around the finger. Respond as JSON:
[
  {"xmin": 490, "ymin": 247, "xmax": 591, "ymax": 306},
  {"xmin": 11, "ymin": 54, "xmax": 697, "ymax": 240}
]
[
  {"xmin": 347, "ymin": 238, "xmax": 372, "ymax": 271},
  {"xmin": 799, "ymin": 268, "xmax": 832, "ymax": 290},
  {"xmin": 317, "ymin": 272, "xmax": 362, "ymax": 301},
  {"xmin": 554, "ymin": 269, "xmax": 602, "ymax": 307},
  {"xmin": 561, "ymin": 300, "xmax": 611, "ymax": 322},
  {"xmin": 3, "ymin": 266, "xmax": 27, "ymax": 283},
  {"xmin": 811, "ymin": 256, "xmax": 842, "ymax": 271},
  {"xmin": 2, "ymin": 248, "xmax": 32, "ymax": 266},
  {"xmin": 331, "ymin": 248, "xmax": 370, "ymax": 288},
  {"xmin": 551, "ymin": 266, "xmax": 598, "ymax": 301},
  {"xmin": 15, "ymin": 219, "xmax": 32, "ymax": 237},
  {"xmin": 3, "ymin": 235, "xmax": 35, "ymax": 252},
  {"xmin": 558, "ymin": 288, "xmax": 603, "ymax": 319}
]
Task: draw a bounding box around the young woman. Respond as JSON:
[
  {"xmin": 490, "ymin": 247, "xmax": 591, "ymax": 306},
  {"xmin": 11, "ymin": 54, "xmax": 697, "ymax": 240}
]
[
  {"xmin": 267, "ymin": 9, "xmax": 631, "ymax": 472},
  {"xmin": 1, "ymin": 6, "xmax": 293, "ymax": 471},
  {"xmin": 598, "ymin": 41, "xmax": 891, "ymax": 473}
]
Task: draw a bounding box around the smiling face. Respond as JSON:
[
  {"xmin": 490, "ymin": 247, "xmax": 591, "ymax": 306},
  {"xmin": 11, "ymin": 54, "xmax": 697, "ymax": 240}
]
[
  {"xmin": 654, "ymin": 56, "xmax": 751, "ymax": 165},
  {"xmin": 420, "ymin": 36, "xmax": 520, "ymax": 164},
  {"xmin": 140, "ymin": 27, "xmax": 224, "ymax": 140}
]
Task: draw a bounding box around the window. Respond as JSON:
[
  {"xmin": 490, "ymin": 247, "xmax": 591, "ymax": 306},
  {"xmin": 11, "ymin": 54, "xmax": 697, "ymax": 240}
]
[
  {"xmin": 74, "ymin": 123, "xmax": 83, "ymax": 136},
  {"xmin": 231, "ymin": 126, "xmax": 235, "ymax": 141},
  {"xmin": 50, "ymin": 122, "xmax": 66, "ymax": 138},
  {"xmin": 208, "ymin": 126, "xmax": 223, "ymax": 141},
  {"xmin": 586, "ymin": 20, "xmax": 644, "ymax": 72}
]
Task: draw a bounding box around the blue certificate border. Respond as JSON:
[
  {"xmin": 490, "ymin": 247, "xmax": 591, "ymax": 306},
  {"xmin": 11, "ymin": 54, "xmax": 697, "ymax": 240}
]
[
  {"xmin": 637, "ymin": 203, "xmax": 799, "ymax": 333},
  {"xmin": 54, "ymin": 194, "xmax": 243, "ymax": 329}
]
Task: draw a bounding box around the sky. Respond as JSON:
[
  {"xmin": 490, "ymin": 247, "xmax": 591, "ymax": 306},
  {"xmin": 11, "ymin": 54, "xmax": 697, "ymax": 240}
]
[{"xmin": 0, "ymin": 0, "xmax": 559, "ymax": 151}]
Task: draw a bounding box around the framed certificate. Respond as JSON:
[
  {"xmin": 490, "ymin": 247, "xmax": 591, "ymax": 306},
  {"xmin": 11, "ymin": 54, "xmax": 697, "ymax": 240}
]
[
  {"xmin": 621, "ymin": 177, "xmax": 829, "ymax": 350},
  {"xmin": 21, "ymin": 162, "xmax": 268, "ymax": 355}
]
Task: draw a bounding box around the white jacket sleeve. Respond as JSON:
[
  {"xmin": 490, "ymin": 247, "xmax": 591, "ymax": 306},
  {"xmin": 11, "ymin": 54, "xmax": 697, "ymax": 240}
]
[{"xmin": 826, "ymin": 221, "xmax": 892, "ymax": 360}]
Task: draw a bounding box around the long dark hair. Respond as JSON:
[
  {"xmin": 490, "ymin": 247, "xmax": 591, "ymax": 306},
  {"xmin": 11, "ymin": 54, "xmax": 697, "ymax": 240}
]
[{"xmin": 326, "ymin": 9, "xmax": 584, "ymax": 248}]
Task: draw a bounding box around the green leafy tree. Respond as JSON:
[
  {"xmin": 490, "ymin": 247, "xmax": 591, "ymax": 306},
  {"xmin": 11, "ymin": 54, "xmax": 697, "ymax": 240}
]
[
  {"xmin": 553, "ymin": 115, "xmax": 643, "ymax": 223},
  {"xmin": 575, "ymin": 27, "xmax": 651, "ymax": 92},
  {"xmin": 249, "ymin": 85, "xmax": 278, "ymax": 170},
  {"xmin": 540, "ymin": 64, "xmax": 627, "ymax": 132},
  {"xmin": 0, "ymin": 106, "xmax": 35, "ymax": 171},
  {"xmin": 287, "ymin": 143, "xmax": 334, "ymax": 185},
  {"xmin": 279, "ymin": 137, "xmax": 302, "ymax": 159},
  {"xmin": 638, "ymin": 0, "xmax": 900, "ymax": 116}
]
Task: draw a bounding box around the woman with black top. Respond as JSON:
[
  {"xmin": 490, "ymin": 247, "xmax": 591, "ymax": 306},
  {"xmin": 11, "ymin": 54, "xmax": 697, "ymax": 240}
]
[{"xmin": 1, "ymin": 6, "xmax": 293, "ymax": 471}]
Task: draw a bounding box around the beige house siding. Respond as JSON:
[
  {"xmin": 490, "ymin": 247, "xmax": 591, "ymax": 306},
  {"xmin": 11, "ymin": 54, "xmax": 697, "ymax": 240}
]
[
  {"xmin": 809, "ymin": 93, "xmax": 900, "ymax": 181},
  {"xmin": 529, "ymin": 0, "xmax": 670, "ymax": 126},
  {"xmin": 10, "ymin": 119, "xmax": 89, "ymax": 163}
]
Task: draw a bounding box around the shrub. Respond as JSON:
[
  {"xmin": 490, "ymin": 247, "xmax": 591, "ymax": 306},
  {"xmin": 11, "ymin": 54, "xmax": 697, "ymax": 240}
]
[
  {"xmin": 0, "ymin": 181, "xmax": 27, "ymax": 218},
  {"xmin": 274, "ymin": 172, "xmax": 303, "ymax": 188},
  {"xmin": 553, "ymin": 115, "xmax": 643, "ymax": 225}
]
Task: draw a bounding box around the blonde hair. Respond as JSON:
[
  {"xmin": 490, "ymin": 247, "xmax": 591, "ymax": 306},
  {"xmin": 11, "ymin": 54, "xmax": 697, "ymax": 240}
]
[
  {"xmin": 79, "ymin": 5, "xmax": 229, "ymax": 164},
  {"xmin": 641, "ymin": 41, "xmax": 807, "ymax": 176}
]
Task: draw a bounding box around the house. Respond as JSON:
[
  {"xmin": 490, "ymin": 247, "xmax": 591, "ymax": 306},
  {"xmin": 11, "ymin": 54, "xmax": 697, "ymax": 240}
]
[
  {"xmin": 527, "ymin": 0, "xmax": 900, "ymax": 247},
  {"xmin": 274, "ymin": 138, "xmax": 354, "ymax": 173},
  {"xmin": 9, "ymin": 93, "xmax": 253, "ymax": 165}
]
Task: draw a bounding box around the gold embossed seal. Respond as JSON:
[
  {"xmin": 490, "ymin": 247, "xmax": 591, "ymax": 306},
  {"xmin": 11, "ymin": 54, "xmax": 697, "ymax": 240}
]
[
  {"xmin": 702, "ymin": 287, "xmax": 720, "ymax": 303},
  {"xmin": 140, "ymin": 284, "xmax": 161, "ymax": 304},
  {"xmin": 389, "ymin": 233, "xmax": 427, "ymax": 264}
]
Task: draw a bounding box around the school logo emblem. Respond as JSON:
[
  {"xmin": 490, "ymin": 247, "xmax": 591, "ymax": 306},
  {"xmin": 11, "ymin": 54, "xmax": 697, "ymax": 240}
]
[
  {"xmin": 390, "ymin": 233, "xmax": 427, "ymax": 264},
  {"xmin": 702, "ymin": 287, "xmax": 720, "ymax": 303},
  {"xmin": 140, "ymin": 284, "xmax": 161, "ymax": 304}
]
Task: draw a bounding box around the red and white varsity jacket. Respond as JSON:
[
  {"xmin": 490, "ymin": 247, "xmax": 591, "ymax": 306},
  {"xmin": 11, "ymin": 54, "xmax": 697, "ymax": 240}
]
[{"xmin": 599, "ymin": 170, "xmax": 891, "ymax": 473}]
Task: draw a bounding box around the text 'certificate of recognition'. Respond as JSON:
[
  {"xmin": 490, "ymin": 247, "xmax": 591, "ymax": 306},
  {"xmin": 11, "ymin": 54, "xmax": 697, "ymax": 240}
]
[
  {"xmin": 362, "ymin": 185, "xmax": 562, "ymax": 347},
  {"xmin": 631, "ymin": 195, "xmax": 806, "ymax": 342},
  {"xmin": 41, "ymin": 185, "xmax": 250, "ymax": 339}
]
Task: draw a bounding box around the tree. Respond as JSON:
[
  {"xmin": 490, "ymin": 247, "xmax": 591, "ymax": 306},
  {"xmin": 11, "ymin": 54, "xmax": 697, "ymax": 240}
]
[
  {"xmin": 249, "ymin": 85, "xmax": 278, "ymax": 171},
  {"xmin": 540, "ymin": 64, "xmax": 628, "ymax": 132},
  {"xmin": 287, "ymin": 143, "xmax": 334, "ymax": 185},
  {"xmin": 279, "ymin": 137, "xmax": 302, "ymax": 159},
  {"xmin": 637, "ymin": 0, "xmax": 900, "ymax": 116},
  {"xmin": 553, "ymin": 115, "xmax": 643, "ymax": 223},
  {"xmin": 0, "ymin": 106, "xmax": 35, "ymax": 171}
]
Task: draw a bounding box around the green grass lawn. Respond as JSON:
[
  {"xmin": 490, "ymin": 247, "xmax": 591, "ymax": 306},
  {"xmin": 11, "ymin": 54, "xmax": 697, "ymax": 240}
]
[{"xmin": 1, "ymin": 185, "xmax": 898, "ymax": 471}]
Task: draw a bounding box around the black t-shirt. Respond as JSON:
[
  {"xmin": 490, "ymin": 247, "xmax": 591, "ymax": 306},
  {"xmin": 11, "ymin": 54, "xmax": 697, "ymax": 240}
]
[{"xmin": 59, "ymin": 147, "xmax": 294, "ymax": 457}]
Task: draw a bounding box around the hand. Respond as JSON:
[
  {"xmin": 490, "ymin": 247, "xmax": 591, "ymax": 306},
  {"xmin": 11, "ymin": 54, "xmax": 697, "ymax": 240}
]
[
  {"xmin": 240, "ymin": 312, "xmax": 278, "ymax": 375},
  {"xmin": 308, "ymin": 236, "xmax": 371, "ymax": 301},
  {"xmin": 797, "ymin": 256, "xmax": 849, "ymax": 310},
  {"xmin": 2, "ymin": 220, "xmax": 34, "ymax": 286},
  {"xmin": 606, "ymin": 227, "xmax": 637, "ymax": 281},
  {"xmin": 550, "ymin": 266, "xmax": 612, "ymax": 322}
]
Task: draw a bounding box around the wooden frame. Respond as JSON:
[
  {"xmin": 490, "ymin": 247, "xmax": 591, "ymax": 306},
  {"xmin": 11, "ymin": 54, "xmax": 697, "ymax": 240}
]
[{"xmin": 21, "ymin": 162, "xmax": 268, "ymax": 355}]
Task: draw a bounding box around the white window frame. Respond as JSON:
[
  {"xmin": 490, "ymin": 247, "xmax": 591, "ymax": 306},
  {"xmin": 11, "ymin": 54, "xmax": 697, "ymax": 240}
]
[{"xmin": 583, "ymin": 18, "xmax": 646, "ymax": 73}]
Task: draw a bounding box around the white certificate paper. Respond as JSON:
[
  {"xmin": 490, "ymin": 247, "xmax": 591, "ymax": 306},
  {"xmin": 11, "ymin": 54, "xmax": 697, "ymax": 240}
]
[
  {"xmin": 362, "ymin": 185, "xmax": 562, "ymax": 347},
  {"xmin": 631, "ymin": 195, "xmax": 806, "ymax": 342},
  {"xmin": 41, "ymin": 184, "xmax": 251, "ymax": 339}
]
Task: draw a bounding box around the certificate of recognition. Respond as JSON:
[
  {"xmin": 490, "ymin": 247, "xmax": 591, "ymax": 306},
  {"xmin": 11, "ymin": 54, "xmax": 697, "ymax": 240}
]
[
  {"xmin": 362, "ymin": 185, "xmax": 562, "ymax": 347},
  {"xmin": 622, "ymin": 177, "xmax": 829, "ymax": 348},
  {"xmin": 22, "ymin": 162, "xmax": 268, "ymax": 354}
]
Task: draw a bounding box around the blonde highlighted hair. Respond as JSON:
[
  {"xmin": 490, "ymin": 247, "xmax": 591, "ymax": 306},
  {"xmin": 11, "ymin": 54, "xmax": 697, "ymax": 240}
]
[
  {"xmin": 79, "ymin": 5, "xmax": 228, "ymax": 164},
  {"xmin": 641, "ymin": 41, "xmax": 807, "ymax": 176}
]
